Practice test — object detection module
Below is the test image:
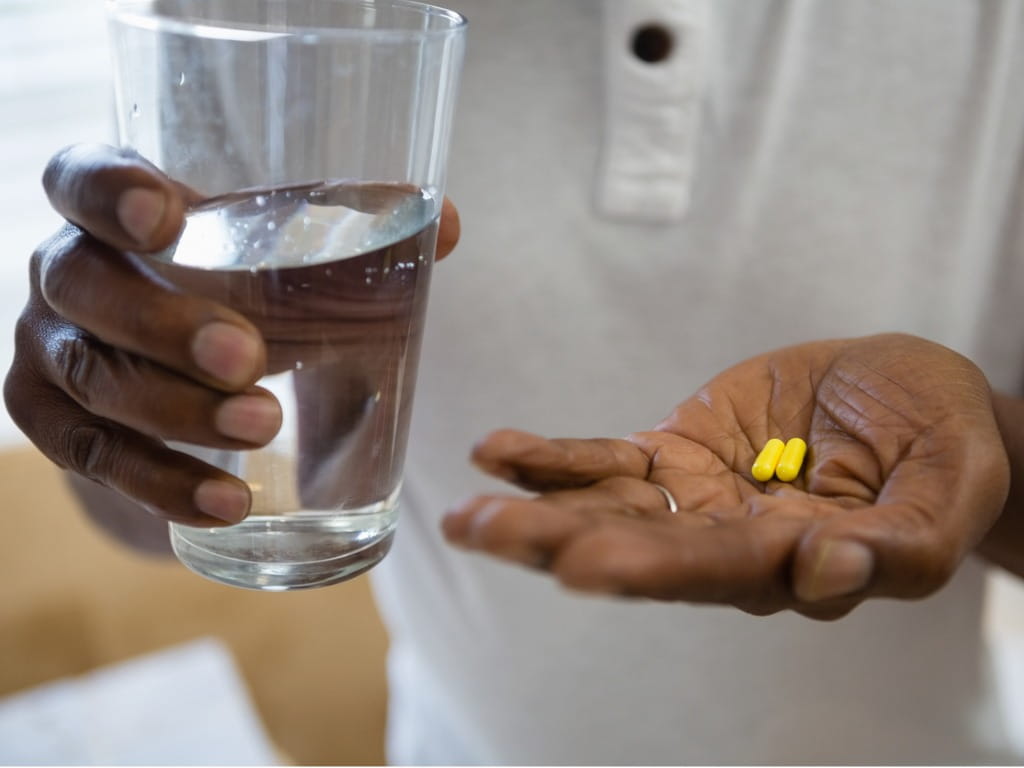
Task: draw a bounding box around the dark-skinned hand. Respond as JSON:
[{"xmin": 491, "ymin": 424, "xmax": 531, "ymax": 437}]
[
  {"xmin": 4, "ymin": 143, "xmax": 460, "ymax": 527},
  {"xmin": 443, "ymin": 334, "xmax": 1010, "ymax": 620}
]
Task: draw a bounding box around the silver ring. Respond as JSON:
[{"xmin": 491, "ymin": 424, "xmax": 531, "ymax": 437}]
[{"xmin": 651, "ymin": 483, "xmax": 679, "ymax": 514}]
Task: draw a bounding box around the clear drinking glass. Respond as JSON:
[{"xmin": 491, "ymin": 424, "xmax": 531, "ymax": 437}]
[{"xmin": 106, "ymin": 0, "xmax": 466, "ymax": 590}]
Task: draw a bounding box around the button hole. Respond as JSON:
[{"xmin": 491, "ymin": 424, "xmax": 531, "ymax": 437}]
[{"xmin": 631, "ymin": 23, "xmax": 675, "ymax": 64}]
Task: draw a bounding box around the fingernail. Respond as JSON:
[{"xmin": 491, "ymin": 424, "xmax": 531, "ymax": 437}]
[
  {"xmin": 440, "ymin": 512, "xmax": 466, "ymax": 542},
  {"xmin": 117, "ymin": 187, "xmax": 166, "ymax": 245},
  {"xmin": 194, "ymin": 479, "xmax": 249, "ymax": 524},
  {"xmin": 441, "ymin": 497, "xmax": 479, "ymax": 542},
  {"xmin": 796, "ymin": 540, "xmax": 874, "ymax": 602},
  {"xmin": 192, "ymin": 322, "xmax": 261, "ymax": 387},
  {"xmin": 215, "ymin": 395, "xmax": 281, "ymax": 444}
]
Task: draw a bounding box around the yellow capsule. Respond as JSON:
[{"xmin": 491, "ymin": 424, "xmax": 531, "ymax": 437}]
[
  {"xmin": 775, "ymin": 437, "xmax": 807, "ymax": 482},
  {"xmin": 751, "ymin": 438, "xmax": 785, "ymax": 482}
]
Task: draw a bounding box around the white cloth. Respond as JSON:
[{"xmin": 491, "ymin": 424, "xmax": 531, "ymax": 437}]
[
  {"xmin": 0, "ymin": 638, "xmax": 278, "ymax": 766},
  {"xmin": 370, "ymin": 0, "xmax": 1024, "ymax": 763}
]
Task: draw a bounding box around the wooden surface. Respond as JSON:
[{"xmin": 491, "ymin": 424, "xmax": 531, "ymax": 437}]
[{"xmin": 0, "ymin": 447, "xmax": 388, "ymax": 766}]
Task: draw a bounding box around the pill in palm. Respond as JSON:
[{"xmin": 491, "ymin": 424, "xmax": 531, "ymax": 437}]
[
  {"xmin": 775, "ymin": 437, "xmax": 807, "ymax": 482},
  {"xmin": 751, "ymin": 438, "xmax": 786, "ymax": 482}
]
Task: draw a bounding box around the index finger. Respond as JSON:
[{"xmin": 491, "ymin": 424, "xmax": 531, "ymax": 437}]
[
  {"xmin": 43, "ymin": 143, "xmax": 197, "ymax": 253},
  {"xmin": 471, "ymin": 429, "xmax": 650, "ymax": 491},
  {"xmin": 36, "ymin": 229, "xmax": 265, "ymax": 392}
]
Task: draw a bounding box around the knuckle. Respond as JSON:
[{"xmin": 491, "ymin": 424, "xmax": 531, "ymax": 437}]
[
  {"xmin": 52, "ymin": 335, "xmax": 104, "ymax": 408},
  {"xmin": 38, "ymin": 233, "xmax": 92, "ymax": 313},
  {"xmin": 5, "ymin": 325, "xmax": 62, "ymax": 441},
  {"xmin": 28, "ymin": 247, "xmax": 44, "ymax": 289},
  {"xmin": 12, "ymin": 311, "xmax": 43, "ymax": 361},
  {"xmin": 3, "ymin": 360, "xmax": 38, "ymax": 435},
  {"xmin": 31, "ymin": 224, "xmax": 81, "ymax": 286},
  {"xmin": 58, "ymin": 420, "xmax": 122, "ymax": 482}
]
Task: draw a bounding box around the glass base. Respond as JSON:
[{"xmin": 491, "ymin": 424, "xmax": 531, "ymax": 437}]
[{"xmin": 170, "ymin": 515, "xmax": 396, "ymax": 591}]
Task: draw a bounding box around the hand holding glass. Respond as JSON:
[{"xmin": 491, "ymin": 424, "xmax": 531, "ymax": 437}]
[{"xmin": 107, "ymin": 0, "xmax": 466, "ymax": 590}]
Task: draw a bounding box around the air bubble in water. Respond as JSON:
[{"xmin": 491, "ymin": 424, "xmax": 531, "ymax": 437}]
[{"xmin": 178, "ymin": 72, "xmax": 186, "ymax": 86}]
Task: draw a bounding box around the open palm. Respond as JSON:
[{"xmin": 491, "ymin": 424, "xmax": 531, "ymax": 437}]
[{"xmin": 442, "ymin": 334, "xmax": 1009, "ymax": 619}]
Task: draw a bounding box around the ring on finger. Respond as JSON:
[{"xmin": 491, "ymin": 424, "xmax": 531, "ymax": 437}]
[{"xmin": 650, "ymin": 482, "xmax": 679, "ymax": 514}]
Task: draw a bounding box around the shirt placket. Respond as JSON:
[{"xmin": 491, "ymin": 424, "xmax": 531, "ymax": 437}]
[{"xmin": 598, "ymin": 0, "xmax": 710, "ymax": 222}]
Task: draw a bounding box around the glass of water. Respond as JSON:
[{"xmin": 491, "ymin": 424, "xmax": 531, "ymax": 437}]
[{"xmin": 106, "ymin": 0, "xmax": 466, "ymax": 590}]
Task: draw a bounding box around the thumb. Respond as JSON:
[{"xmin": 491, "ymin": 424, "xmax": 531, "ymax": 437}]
[
  {"xmin": 794, "ymin": 430, "xmax": 1008, "ymax": 604},
  {"xmin": 792, "ymin": 503, "xmax": 956, "ymax": 604},
  {"xmin": 793, "ymin": 535, "xmax": 875, "ymax": 603}
]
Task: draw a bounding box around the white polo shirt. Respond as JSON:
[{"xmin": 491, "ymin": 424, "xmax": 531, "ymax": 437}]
[{"xmin": 371, "ymin": 0, "xmax": 1024, "ymax": 763}]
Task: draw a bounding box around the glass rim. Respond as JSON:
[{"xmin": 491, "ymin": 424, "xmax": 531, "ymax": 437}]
[{"xmin": 106, "ymin": 0, "xmax": 467, "ymax": 41}]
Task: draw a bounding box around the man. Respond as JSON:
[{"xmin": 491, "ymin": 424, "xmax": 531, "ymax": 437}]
[{"xmin": 7, "ymin": 0, "xmax": 1024, "ymax": 762}]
